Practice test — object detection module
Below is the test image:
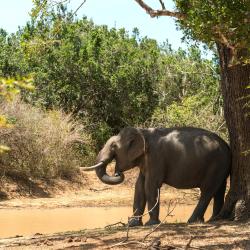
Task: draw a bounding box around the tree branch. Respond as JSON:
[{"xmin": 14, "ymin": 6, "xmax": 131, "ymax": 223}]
[
  {"xmin": 134, "ymin": 0, "xmax": 185, "ymax": 19},
  {"xmin": 143, "ymin": 199, "xmax": 177, "ymax": 242},
  {"xmin": 213, "ymin": 27, "xmax": 235, "ymax": 51},
  {"xmin": 109, "ymin": 192, "xmax": 179, "ymax": 249},
  {"xmin": 130, "ymin": 189, "xmax": 160, "ymax": 220},
  {"xmin": 159, "ymin": 0, "xmax": 166, "ymax": 10},
  {"xmin": 72, "ymin": 0, "xmax": 87, "ymax": 16}
]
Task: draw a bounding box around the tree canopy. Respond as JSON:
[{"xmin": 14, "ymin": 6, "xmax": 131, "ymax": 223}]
[
  {"xmin": 0, "ymin": 5, "xmax": 222, "ymax": 146},
  {"xmin": 136, "ymin": 0, "xmax": 250, "ymax": 62}
]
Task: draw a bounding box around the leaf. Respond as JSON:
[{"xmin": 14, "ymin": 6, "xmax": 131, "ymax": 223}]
[{"xmin": 0, "ymin": 145, "xmax": 10, "ymax": 154}]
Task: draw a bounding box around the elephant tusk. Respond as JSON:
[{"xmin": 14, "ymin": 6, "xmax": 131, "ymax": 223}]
[{"xmin": 80, "ymin": 161, "xmax": 105, "ymax": 171}]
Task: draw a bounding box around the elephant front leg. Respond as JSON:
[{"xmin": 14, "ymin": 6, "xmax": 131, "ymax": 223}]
[
  {"xmin": 144, "ymin": 178, "xmax": 161, "ymax": 226},
  {"xmin": 129, "ymin": 171, "xmax": 146, "ymax": 227}
]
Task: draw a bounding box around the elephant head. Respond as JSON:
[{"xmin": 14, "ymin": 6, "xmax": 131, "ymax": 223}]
[{"xmin": 81, "ymin": 127, "xmax": 145, "ymax": 185}]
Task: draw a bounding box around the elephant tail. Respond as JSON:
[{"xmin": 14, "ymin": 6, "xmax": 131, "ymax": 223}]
[{"xmin": 227, "ymin": 143, "xmax": 232, "ymax": 188}]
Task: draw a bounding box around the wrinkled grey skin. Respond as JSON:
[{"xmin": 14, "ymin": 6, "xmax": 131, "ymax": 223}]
[{"xmin": 84, "ymin": 127, "xmax": 231, "ymax": 226}]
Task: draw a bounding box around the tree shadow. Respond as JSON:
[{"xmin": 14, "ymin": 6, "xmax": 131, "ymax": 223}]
[
  {"xmin": 74, "ymin": 221, "xmax": 250, "ymax": 249},
  {"xmin": 1, "ymin": 221, "xmax": 249, "ymax": 249}
]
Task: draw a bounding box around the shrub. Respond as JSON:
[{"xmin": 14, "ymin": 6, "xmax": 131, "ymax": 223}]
[
  {"xmin": 149, "ymin": 93, "xmax": 227, "ymax": 140},
  {"xmin": 0, "ymin": 98, "xmax": 94, "ymax": 180},
  {"xmin": 18, "ymin": 13, "xmax": 159, "ymax": 144}
]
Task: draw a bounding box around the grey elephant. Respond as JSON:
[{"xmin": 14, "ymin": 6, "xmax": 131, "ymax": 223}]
[{"xmin": 82, "ymin": 127, "xmax": 231, "ymax": 226}]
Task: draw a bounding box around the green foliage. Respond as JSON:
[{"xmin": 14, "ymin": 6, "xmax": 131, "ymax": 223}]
[
  {"xmin": 175, "ymin": 0, "xmax": 250, "ymax": 60},
  {"xmin": 0, "ymin": 77, "xmax": 34, "ymax": 153},
  {"xmin": 0, "ymin": 4, "xmax": 225, "ymax": 153},
  {"xmin": 157, "ymin": 44, "xmax": 220, "ymax": 107},
  {"xmin": 148, "ymin": 44, "xmax": 226, "ymax": 139},
  {"xmin": 151, "ymin": 93, "xmax": 226, "ymax": 139},
  {"xmin": 0, "ymin": 29, "xmax": 29, "ymax": 77},
  {"xmin": 18, "ymin": 8, "xmax": 160, "ymax": 144}
]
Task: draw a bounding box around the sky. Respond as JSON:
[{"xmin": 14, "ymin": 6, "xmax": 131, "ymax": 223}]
[
  {"xmin": 0, "ymin": 0, "xmax": 189, "ymax": 50},
  {"xmin": 0, "ymin": 0, "xmax": 213, "ymax": 57}
]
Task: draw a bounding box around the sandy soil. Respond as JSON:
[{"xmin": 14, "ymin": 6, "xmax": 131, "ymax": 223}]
[{"xmin": 0, "ymin": 169, "xmax": 249, "ymax": 249}]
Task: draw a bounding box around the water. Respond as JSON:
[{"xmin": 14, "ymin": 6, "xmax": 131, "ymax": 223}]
[{"xmin": 0, "ymin": 205, "xmax": 212, "ymax": 238}]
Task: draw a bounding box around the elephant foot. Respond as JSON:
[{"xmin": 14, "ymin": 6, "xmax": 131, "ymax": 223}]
[
  {"xmin": 207, "ymin": 215, "xmax": 218, "ymax": 223},
  {"xmin": 187, "ymin": 217, "xmax": 204, "ymax": 224},
  {"xmin": 128, "ymin": 218, "xmax": 143, "ymax": 227},
  {"xmin": 144, "ymin": 219, "xmax": 161, "ymax": 226},
  {"xmin": 208, "ymin": 211, "xmax": 234, "ymax": 223},
  {"xmin": 207, "ymin": 215, "xmax": 225, "ymax": 223}
]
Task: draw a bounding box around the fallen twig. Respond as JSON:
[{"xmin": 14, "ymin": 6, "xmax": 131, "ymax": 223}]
[
  {"xmin": 109, "ymin": 208, "xmax": 139, "ymax": 248},
  {"xmin": 184, "ymin": 236, "xmax": 195, "ymax": 250},
  {"xmin": 89, "ymin": 187, "xmax": 110, "ymax": 192},
  {"xmin": 109, "ymin": 240, "xmax": 148, "ymax": 248},
  {"xmin": 104, "ymin": 222, "xmax": 126, "ymax": 229}
]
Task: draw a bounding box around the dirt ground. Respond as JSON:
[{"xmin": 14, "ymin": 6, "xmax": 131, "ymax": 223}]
[{"xmin": 0, "ymin": 169, "xmax": 249, "ymax": 250}]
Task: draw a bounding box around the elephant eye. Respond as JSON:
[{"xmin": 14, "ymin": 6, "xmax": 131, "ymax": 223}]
[{"xmin": 128, "ymin": 139, "xmax": 134, "ymax": 149}]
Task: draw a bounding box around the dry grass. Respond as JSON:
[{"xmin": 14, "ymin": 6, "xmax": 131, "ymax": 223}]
[{"xmin": 0, "ymin": 98, "xmax": 93, "ymax": 180}]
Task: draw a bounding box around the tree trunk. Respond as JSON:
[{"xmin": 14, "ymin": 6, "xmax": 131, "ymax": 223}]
[{"xmin": 217, "ymin": 43, "xmax": 250, "ymax": 221}]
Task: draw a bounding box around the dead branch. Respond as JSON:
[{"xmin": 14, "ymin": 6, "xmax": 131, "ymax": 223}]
[
  {"xmin": 44, "ymin": 0, "xmax": 87, "ymax": 16},
  {"xmin": 109, "ymin": 208, "xmax": 139, "ymax": 248},
  {"xmin": 148, "ymin": 238, "xmax": 178, "ymax": 250},
  {"xmin": 215, "ymin": 121, "xmax": 226, "ymax": 133},
  {"xmin": 134, "ymin": 0, "xmax": 185, "ymax": 19},
  {"xmin": 130, "ymin": 189, "xmax": 160, "ymax": 222},
  {"xmin": 144, "ymin": 199, "xmax": 178, "ymax": 242},
  {"xmin": 104, "ymin": 222, "xmax": 126, "ymax": 229},
  {"xmin": 72, "ymin": 0, "xmax": 87, "ymax": 16},
  {"xmin": 89, "ymin": 187, "xmax": 110, "ymax": 192},
  {"xmin": 109, "ymin": 191, "xmax": 179, "ymax": 249},
  {"xmin": 184, "ymin": 236, "xmax": 195, "ymax": 250},
  {"xmin": 50, "ymin": 0, "xmax": 70, "ymax": 8},
  {"xmin": 109, "ymin": 240, "xmax": 148, "ymax": 248},
  {"xmin": 159, "ymin": 0, "xmax": 166, "ymax": 10}
]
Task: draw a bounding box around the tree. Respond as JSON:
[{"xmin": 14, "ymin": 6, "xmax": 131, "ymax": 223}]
[
  {"xmin": 134, "ymin": 0, "xmax": 250, "ymax": 220},
  {"xmin": 2, "ymin": 3, "xmax": 222, "ymax": 148},
  {"xmin": 22, "ymin": 1, "xmax": 249, "ymax": 218},
  {"xmin": 18, "ymin": 7, "xmax": 160, "ymax": 145}
]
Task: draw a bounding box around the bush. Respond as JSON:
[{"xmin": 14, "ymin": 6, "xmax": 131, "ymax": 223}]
[
  {"xmin": 20, "ymin": 14, "xmax": 159, "ymax": 142},
  {"xmin": 149, "ymin": 94, "xmax": 227, "ymax": 140},
  {"xmin": 0, "ymin": 6, "xmax": 225, "ymax": 147},
  {"xmin": 147, "ymin": 44, "xmax": 228, "ymax": 140},
  {"xmin": 0, "ymin": 98, "xmax": 94, "ymax": 180}
]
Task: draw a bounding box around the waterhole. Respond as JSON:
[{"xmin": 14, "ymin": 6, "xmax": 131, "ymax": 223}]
[{"xmin": 0, "ymin": 205, "xmax": 212, "ymax": 238}]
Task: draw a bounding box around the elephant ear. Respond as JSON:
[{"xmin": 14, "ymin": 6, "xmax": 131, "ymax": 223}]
[{"xmin": 121, "ymin": 127, "xmax": 145, "ymax": 162}]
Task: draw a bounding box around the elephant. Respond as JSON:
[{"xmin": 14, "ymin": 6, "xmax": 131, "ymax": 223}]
[{"xmin": 82, "ymin": 127, "xmax": 231, "ymax": 226}]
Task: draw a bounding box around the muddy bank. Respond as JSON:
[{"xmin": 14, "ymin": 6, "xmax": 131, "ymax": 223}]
[
  {"xmin": 0, "ymin": 221, "xmax": 249, "ymax": 249},
  {"xmin": 0, "ymin": 170, "xmax": 247, "ymax": 249},
  {"xmin": 0, "ymin": 169, "xmax": 199, "ymax": 208},
  {"xmin": 0, "ymin": 170, "xmax": 202, "ymax": 240}
]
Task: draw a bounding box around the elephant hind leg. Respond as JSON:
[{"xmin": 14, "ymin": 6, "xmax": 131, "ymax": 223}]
[
  {"xmin": 187, "ymin": 192, "xmax": 212, "ymax": 223},
  {"xmin": 209, "ymin": 179, "xmax": 227, "ymax": 221}
]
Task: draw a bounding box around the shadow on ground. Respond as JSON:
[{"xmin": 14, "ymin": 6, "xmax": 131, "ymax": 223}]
[{"xmin": 1, "ymin": 221, "xmax": 249, "ymax": 249}]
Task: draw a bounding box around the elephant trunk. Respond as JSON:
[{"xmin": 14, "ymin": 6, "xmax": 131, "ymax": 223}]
[{"xmin": 95, "ymin": 162, "xmax": 125, "ymax": 185}]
